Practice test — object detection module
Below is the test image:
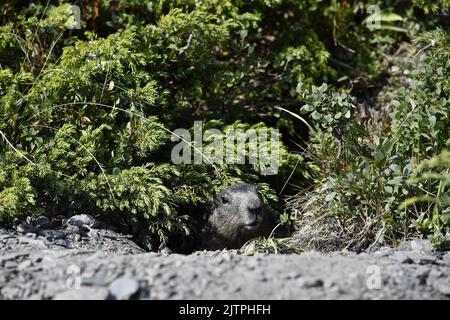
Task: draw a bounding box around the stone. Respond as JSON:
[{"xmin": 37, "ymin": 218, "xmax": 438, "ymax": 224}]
[
  {"xmin": 54, "ymin": 239, "xmax": 68, "ymax": 247},
  {"xmin": 16, "ymin": 223, "xmax": 38, "ymax": 234},
  {"xmin": 65, "ymin": 225, "xmax": 81, "ymax": 235},
  {"xmin": 406, "ymin": 252, "xmax": 437, "ymax": 265},
  {"xmin": 65, "ymin": 214, "xmax": 96, "ymax": 228},
  {"xmin": 108, "ymin": 276, "xmax": 140, "ymax": 300},
  {"xmin": 373, "ymin": 246, "xmax": 394, "ymax": 257},
  {"xmin": 25, "ymin": 233, "xmax": 37, "ymax": 238},
  {"xmin": 441, "ymin": 253, "xmax": 450, "ymax": 266},
  {"xmin": 283, "ymin": 272, "xmax": 302, "ymax": 280},
  {"xmin": 300, "ymin": 277, "xmax": 324, "ymax": 288},
  {"xmin": 38, "ymin": 229, "xmax": 66, "ymax": 240},
  {"xmin": 434, "ymin": 282, "xmax": 450, "ymax": 296},
  {"xmin": 33, "ymin": 216, "xmax": 53, "ymax": 229},
  {"xmin": 391, "ymin": 252, "xmax": 413, "ymax": 264}
]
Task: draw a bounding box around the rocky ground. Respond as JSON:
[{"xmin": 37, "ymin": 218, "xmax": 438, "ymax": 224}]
[{"xmin": 1, "ymin": 215, "xmax": 450, "ymax": 300}]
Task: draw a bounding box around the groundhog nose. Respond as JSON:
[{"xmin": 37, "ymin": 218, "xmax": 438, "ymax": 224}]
[{"xmin": 248, "ymin": 207, "xmax": 262, "ymax": 216}]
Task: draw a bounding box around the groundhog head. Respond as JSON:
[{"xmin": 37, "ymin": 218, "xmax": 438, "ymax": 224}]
[{"xmin": 203, "ymin": 183, "xmax": 268, "ymax": 250}]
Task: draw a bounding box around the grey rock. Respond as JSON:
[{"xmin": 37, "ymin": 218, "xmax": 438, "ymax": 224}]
[
  {"xmin": 442, "ymin": 253, "xmax": 450, "ymax": 266},
  {"xmin": 33, "ymin": 216, "xmax": 53, "ymax": 229},
  {"xmin": 406, "ymin": 252, "xmax": 437, "ymax": 265},
  {"xmin": 16, "ymin": 223, "xmax": 38, "ymax": 234},
  {"xmin": 25, "ymin": 233, "xmax": 37, "ymax": 238},
  {"xmin": 158, "ymin": 243, "xmax": 173, "ymax": 255},
  {"xmin": 65, "ymin": 214, "xmax": 96, "ymax": 228},
  {"xmin": 283, "ymin": 272, "xmax": 302, "ymax": 280},
  {"xmin": 38, "ymin": 229, "xmax": 66, "ymax": 240},
  {"xmin": 436, "ymin": 283, "xmax": 450, "ymax": 296},
  {"xmin": 54, "ymin": 239, "xmax": 68, "ymax": 247},
  {"xmin": 300, "ymin": 277, "xmax": 324, "ymax": 288},
  {"xmin": 373, "ymin": 246, "xmax": 395, "ymax": 257},
  {"xmin": 108, "ymin": 276, "xmax": 140, "ymax": 300},
  {"xmin": 391, "ymin": 252, "xmax": 413, "ymax": 264},
  {"xmin": 65, "ymin": 225, "xmax": 81, "ymax": 235}
]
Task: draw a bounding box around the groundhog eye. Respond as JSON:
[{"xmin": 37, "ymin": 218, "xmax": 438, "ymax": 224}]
[
  {"xmin": 249, "ymin": 207, "xmax": 261, "ymax": 215},
  {"xmin": 221, "ymin": 196, "xmax": 229, "ymax": 204}
]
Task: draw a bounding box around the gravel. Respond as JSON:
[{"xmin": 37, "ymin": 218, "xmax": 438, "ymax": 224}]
[{"xmin": 0, "ymin": 216, "xmax": 449, "ymax": 300}]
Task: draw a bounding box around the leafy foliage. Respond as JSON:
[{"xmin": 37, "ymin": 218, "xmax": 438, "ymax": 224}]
[{"xmin": 0, "ymin": 1, "xmax": 449, "ymax": 251}]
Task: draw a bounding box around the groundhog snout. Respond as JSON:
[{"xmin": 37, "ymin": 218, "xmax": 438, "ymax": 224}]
[{"xmin": 242, "ymin": 203, "xmax": 264, "ymax": 229}]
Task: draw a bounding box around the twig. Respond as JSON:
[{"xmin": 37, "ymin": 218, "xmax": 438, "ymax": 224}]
[
  {"xmin": 26, "ymin": 102, "xmax": 217, "ymax": 169},
  {"xmin": 23, "ymin": 0, "xmax": 51, "ymax": 68},
  {"xmin": 0, "ymin": 130, "xmax": 35, "ymax": 165},
  {"xmin": 179, "ymin": 33, "xmax": 193, "ymax": 55}
]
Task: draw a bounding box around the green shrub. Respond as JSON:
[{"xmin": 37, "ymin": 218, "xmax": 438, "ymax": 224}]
[
  {"xmin": 291, "ymin": 27, "xmax": 450, "ymax": 249},
  {"xmin": 1, "ymin": 1, "xmax": 449, "ymax": 251}
]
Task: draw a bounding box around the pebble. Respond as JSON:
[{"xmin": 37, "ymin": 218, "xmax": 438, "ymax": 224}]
[
  {"xmin": 406, "ymin": 252, "xmax": 437, "ymax": 265},
  {"xmin": 391, "ymin": 252, "xmax": 413, "ymax": 264},
  {"xmin": 300, "ymin": 277, "xmax": 324, "ymax": 288},
  {"xmin": 434, "ymin": 282, "xmax": 450, "ymax": 296},
  {"xmin": 65, "ymin": 214, "xmax": 96, "ymax": 228},
  {"xmin": 441, "ymin": 253, "xmax": 450, "ymax": 266},
  {"xmin": 16, "ymin": 224, "xmax": 38, "ymax": 234},
  {"xmin": 283, "ymin": 272, "xmax": 302, "ymax": 280},
  {"xmin": 373, "ymin": 246, "xmax": 394, "ymax": 257},
  {"xmin": 54, "ymin": 239, "xmax": 68, "ymax": 247},
  {"xmin": 108, "ymin": 276, "xmax": 140, "ymax": 300}
]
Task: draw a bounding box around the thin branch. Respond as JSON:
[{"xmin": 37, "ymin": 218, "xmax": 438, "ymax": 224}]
[
  {"xmin": 0, "ymin": 130, "xmax": 35, "ymax": 165},
  {"xmin": 179, "ymin": 33, "xmax": 193, "ymax": 55},
  {"xmin": 26, "ymin": 102, "xmax": 217, "ymax": 169}
]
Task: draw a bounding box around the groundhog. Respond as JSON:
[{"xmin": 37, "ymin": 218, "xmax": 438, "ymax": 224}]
[{"xmin": 199, "ymin": 183, "xmax": 275, "ymax": 250}]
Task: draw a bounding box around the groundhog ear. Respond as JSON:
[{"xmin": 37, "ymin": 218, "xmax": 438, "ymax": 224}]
[{"xmin": 212, "ymin": 194, "xmax": 229, "ymax": 208}]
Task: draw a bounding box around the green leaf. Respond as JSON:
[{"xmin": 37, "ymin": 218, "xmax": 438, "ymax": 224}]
[
  {"xmin": 325, "ymin": 192, "xmax": 336, "ymax": 202},
  {"xmin": 363, "ymin": 12, "xmax": 404, "ymax": 24},
  {"xmin": 429, "ymin": 116, "xmax": 436, "ymax": 128},
  {"xmin": 318, "ymin": 83, "xmax": 328, "ymax": 93},
  {"xmin": 378, "ymin": 12, "xmax": 404, "ymax": 22},
  {"xmin": 301, "ymin": 104, "xmax": 314, "ymax": 112},
  {"xmin": 378, "ymin": 25, "xmax": 408, "ymax": 33},
  {"xmin": 344, "ymin": 110, "xmax": 351, "ymax": 118},
  {"xmin": 311, "ymin": 111, "xmax": 322, "ymax": 120}
]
